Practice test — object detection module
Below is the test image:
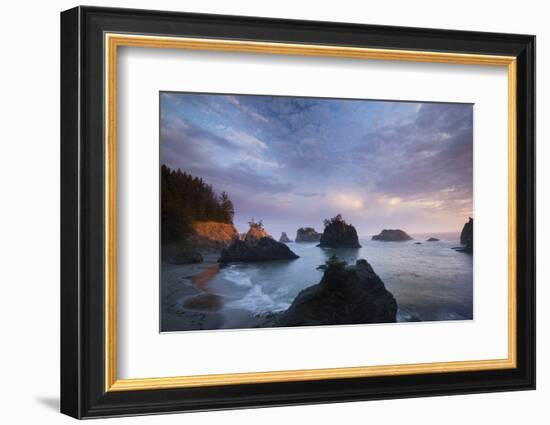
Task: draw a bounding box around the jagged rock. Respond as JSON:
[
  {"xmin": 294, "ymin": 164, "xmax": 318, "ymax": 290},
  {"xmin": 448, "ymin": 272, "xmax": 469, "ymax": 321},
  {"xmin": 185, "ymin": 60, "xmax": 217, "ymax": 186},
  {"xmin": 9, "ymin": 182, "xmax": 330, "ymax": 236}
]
[
  {"xmin": 274, "ymin": 259, "xmax": 397, "ymax": 326},
  {"xmin": 459, "ymin": 218, "xmax": 473, "ymax": 254},
  {"xmin": 414, "ymin": 242, "xmax": 422, "ymax": 245},
  {"xmin": 372, "ymin": 229, "xmax": 412, "ymax": 242},
  {"xmin": 426, "ymin": 237, "xmax": 440, "ymax": 242},
  {"xmin": 279, "ymin": 232, "xmax": 292, "ymax": 243},
  {"xmin": 295, "ymin": 227, "xmax": 322, "ymax": 242},
  {"xmin": 318, "ymin": 217, "xmax": 361, "ymax": 248},
  {"xmin": 244, "ymin": 223, "xmax": 271, "ymax": 243},
  {"xmin": 218, "ymin": 237, "xmax": 299, "ymax": 263},
  {"xmin": 169, "ymin": 250, "xmax": 203, "ymax": 265}
]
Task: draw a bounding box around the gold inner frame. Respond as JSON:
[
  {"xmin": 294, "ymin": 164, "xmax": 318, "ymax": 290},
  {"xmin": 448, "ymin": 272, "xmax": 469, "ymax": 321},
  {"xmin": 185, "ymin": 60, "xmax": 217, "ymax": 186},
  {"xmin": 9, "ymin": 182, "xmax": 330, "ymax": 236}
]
[{"xmin": 104, "ymin": 33, "xmax": 517, "ymax": 392}]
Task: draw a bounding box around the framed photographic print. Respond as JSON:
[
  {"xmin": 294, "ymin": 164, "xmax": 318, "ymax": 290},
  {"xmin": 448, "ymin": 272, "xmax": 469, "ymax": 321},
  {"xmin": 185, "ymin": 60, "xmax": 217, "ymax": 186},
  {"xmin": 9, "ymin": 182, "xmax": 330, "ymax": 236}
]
[{"xmin": 60, "ymin": 6, "xmax": 535, "ymax": 419}]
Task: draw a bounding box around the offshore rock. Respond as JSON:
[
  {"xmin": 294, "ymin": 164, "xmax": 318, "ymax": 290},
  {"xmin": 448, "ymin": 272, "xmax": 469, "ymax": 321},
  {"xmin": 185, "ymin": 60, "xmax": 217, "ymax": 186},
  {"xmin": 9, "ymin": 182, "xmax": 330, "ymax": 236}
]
[
  {"xmin": 274, "ymin": 259, "xmax": 397, "ymax": 326},
  {"xmin": 318, "ymin": 219, "xmax": 361, "ymax": 248},
  {"xmin": 218, "ymin": 237, "xmax": 299, "ymax": 263},
  {"xmin": 372, "ymin": 229, "xmax": 412, "ymax": 242},
  {"xmin": 295, "ymin": 227, "xmax": 322, "ymax": 242}
]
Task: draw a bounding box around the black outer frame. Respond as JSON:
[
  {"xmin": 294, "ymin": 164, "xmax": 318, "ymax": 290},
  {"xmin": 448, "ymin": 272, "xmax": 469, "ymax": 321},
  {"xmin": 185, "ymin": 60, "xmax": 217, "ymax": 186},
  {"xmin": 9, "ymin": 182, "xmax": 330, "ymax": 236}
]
[{"xmin": 60, "ymin": 6, "xmax": 535, "ymax": 419}]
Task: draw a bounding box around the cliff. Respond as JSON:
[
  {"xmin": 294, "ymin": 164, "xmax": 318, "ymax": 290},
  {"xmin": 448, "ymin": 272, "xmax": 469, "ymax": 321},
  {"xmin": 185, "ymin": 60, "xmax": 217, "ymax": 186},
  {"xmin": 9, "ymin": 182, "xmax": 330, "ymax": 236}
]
[
  {"xmin": 188, "ymin": 221, "xmax": 239, "ymax": 250},
  {"xmin": 296, "ymin": 227, "xmax": 322, "ymax": 242}
]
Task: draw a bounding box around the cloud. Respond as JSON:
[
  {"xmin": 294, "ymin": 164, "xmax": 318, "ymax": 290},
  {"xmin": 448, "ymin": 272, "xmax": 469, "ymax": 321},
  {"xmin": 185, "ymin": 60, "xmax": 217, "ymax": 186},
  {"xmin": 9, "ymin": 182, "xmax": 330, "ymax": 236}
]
[
  {"xmin": 160, "ymin": 93, "xmax": 473, "ymax": 235},
  {"xmin": 224, "ymin": 128, "xmax": 268, "ymax": 150},
  {"xmin": 329, "ymin": 193, "xmax": 365, "ymax": 210},
  {"xmin": 226, "ymin": 95, "xmax": 270, "ymax": 123}
]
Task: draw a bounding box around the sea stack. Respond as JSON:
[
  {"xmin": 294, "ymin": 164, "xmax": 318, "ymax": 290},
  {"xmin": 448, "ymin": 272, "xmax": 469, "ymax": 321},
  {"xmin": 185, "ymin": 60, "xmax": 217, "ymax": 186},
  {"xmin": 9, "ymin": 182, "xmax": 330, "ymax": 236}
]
[
  {"xmin": 219, "ymin": 220, "xmax": 298, "ymax": 263},
  {"xmin": 426, "ymin": 237, "xmax": 440, "ymax": 242},
  {"xmin": 218, "ymin": 237, "xmax": 299, "ymax": 263},
  {"xmin": 274, "ymin": 258, "xmax": 397, "ymax": 326},
  {"xmin": 279, "ymin": 232, "xmax": 292, "ymax": 243},
  {"xmin": 243, "ymin": 220, "xmax": 271, "ymax": 243},
  {"xmin": 295, "ymin": 227, "xmax": 322, "ymax": 242},
  {"xmin": 318, "ymin": 214, "xmax": 361, "ymax": 248},
  {"xmin": 459, "ymin": 217, "xmax": 473, "ymax": 254},
  {"xmin": 372, "ymin": 229, "xmax": 412, "ymax": 242}
]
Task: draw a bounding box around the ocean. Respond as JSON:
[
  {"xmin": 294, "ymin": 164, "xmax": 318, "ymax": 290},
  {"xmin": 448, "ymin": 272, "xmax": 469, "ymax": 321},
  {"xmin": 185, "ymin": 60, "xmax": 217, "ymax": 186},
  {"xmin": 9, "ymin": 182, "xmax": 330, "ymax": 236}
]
[{"xmin": 203, "ymin": 232, "xmax": 473, "ymax": 324}]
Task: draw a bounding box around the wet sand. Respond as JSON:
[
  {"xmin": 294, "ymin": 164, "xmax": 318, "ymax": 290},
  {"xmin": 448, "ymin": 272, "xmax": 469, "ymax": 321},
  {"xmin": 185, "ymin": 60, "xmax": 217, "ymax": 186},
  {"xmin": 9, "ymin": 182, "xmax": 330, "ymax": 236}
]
[{"xmin": 161, "ymin": 254, "xmax": 261, "ymax": 332}]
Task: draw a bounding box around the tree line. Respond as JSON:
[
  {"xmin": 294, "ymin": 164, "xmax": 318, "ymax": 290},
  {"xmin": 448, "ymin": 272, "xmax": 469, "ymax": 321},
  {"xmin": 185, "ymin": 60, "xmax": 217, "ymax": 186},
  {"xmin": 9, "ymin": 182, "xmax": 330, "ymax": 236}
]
[{"xmin": 161, "ymin": 165, "xmax": 234, "ymax": 244}]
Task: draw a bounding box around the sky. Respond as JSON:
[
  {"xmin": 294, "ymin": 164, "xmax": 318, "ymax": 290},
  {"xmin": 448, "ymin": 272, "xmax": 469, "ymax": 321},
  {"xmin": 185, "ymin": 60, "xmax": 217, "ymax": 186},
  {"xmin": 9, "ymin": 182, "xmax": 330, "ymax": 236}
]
[{"xmin": 160, "ymin": 92, "xmax": 473, "ymax": 238}]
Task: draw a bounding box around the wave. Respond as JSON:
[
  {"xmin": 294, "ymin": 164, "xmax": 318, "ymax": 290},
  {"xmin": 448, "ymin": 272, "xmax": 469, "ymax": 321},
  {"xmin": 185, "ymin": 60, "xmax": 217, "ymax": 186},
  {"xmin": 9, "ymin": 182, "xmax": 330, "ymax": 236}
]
[
  {"xmin": 226, "ymin": 284, "xmax": 290, "ymax": 313},
  {"xmin": 223, "ymin": 266, "xmax": 253, "ymax": 288}
]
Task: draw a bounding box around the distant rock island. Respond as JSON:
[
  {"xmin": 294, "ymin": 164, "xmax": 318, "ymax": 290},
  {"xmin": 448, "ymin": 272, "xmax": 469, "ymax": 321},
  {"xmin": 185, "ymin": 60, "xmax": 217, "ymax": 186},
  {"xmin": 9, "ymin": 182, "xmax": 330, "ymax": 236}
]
[
  {"xmin": 459, "ymin": 217, "xmax": 473, "ymax": 254},
  {"xmin": 272, "ymin": 256, "xmax": 397, "ymax": 326},
  {"xmin": 426, "ymin": 237, "xmax": 440, "ymax": 242},
  {"xmin": 318, "ymin": 214, "xmax": 361, "ymax": 248},
  {"xmin": 279, "ymin": 232, "xmax": 292, "ymax": 243},
  {"xmin": 372, "ymin": 229, "xmax": 412, "ymax": 242},
  {"xmin": 295, "ymin": 227, "xmax": 322, "ymax": 242}
]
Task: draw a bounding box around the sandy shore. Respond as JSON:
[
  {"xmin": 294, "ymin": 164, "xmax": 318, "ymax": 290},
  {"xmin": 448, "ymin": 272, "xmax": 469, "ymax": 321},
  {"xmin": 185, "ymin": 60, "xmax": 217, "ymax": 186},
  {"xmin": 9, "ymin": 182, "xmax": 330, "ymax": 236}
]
[{"xmin": 161, "ymin": 254, "xmax": 264, "ymax": 332}]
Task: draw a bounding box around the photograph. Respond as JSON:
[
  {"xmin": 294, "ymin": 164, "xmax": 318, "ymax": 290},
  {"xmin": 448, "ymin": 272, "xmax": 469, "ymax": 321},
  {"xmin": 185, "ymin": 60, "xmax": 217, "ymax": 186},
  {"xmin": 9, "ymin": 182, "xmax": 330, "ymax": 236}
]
[
  {"xmin": 160, "ymin": 92, "xmax": 474, "ymax": 332},
  {"xmin": 56, "ymin": 4, "xmax": 536, "ymax": 419}
]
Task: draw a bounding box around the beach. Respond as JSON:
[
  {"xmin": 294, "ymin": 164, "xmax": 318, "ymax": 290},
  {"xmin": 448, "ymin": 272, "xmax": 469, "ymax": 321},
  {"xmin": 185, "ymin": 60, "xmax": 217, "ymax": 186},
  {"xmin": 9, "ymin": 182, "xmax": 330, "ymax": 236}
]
[{"xmin": 161, "ymin": 254, "xmax": 265, "ymax": 332}]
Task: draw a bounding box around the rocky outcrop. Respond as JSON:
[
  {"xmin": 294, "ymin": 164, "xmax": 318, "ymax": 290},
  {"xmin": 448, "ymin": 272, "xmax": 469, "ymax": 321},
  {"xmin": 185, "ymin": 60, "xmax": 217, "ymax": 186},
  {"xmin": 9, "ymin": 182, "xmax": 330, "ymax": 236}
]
[
  {"xmin": 279, "ymin": 232, "xmax": 292, "ymax": 243},
  {"xmin": 218, "ymin": 237, "xmax": 299, "ymax": 263},
  {"xmin": 168, "ymin": 250, "xmax": 203, "ymax": 265},
  {"xmin": 273, "ymin": 258, "xmax": 397, "ymax": 326},
  {"xmin": 244, "ymin": 223, "xmax": 271, "ymax": 243},
  {"xmin": 318, "ymin": 216, "xmax": 361, "ymax": 248},
  {"xmin": 372, "ymin": 229, "xmax": 412, "ymax": 242},
  {"xmin": 426, "ymin": 237, "xmax": 440, "ymax": 242},
  {"xmin": 459, "ymin": 218, "xmax": 473, "ymax": 254},
  {"xmin": 295, "ymin": 227, "xmax": 322, "ymax": 242},
  {"xmin": 188, "ymin": 221, "xmax": 239, "ymax": 250}
]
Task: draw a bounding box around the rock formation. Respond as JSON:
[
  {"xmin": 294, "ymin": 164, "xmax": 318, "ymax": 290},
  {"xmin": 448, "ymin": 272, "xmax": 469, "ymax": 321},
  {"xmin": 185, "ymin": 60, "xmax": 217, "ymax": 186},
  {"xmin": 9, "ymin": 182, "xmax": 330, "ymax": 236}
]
[
  {"xmin": 168, "ymin": 250, "xmax": 203, "ymax": 265},
  {"xmin": 218, "ymin": 237, "xmax": 299, "ymax": 263},
  {"xmin": 295, "ymin": 227, "xmax": 322, "ymax": 242},
  {"xmin": 459, "ymin": 218, "xmax": 473, "ymax": 254},
  {"xmin": 426, "ymin": 237, "xmax": 440, "ymax": 242},
  {"xmin": 273, "ymin": 258, "xmax": 397, "ymax": 326},
  {"xmin": 318, "ymin": 215, "xmax": 361, "ymax": 248},
  {"xmin": 243, "ymin": 222, "xmax": 271, "ymax": 243},
  {"xmin": 372, "ymin": 229, "xmax": 412, "ymax": 242},
  {"xmin": 187, "ymin": 221, "xmax": 239, "ymax": 250},
  {"xmin": 279, "ymin": 232, "xmax": 292, "ymax": 243}
]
